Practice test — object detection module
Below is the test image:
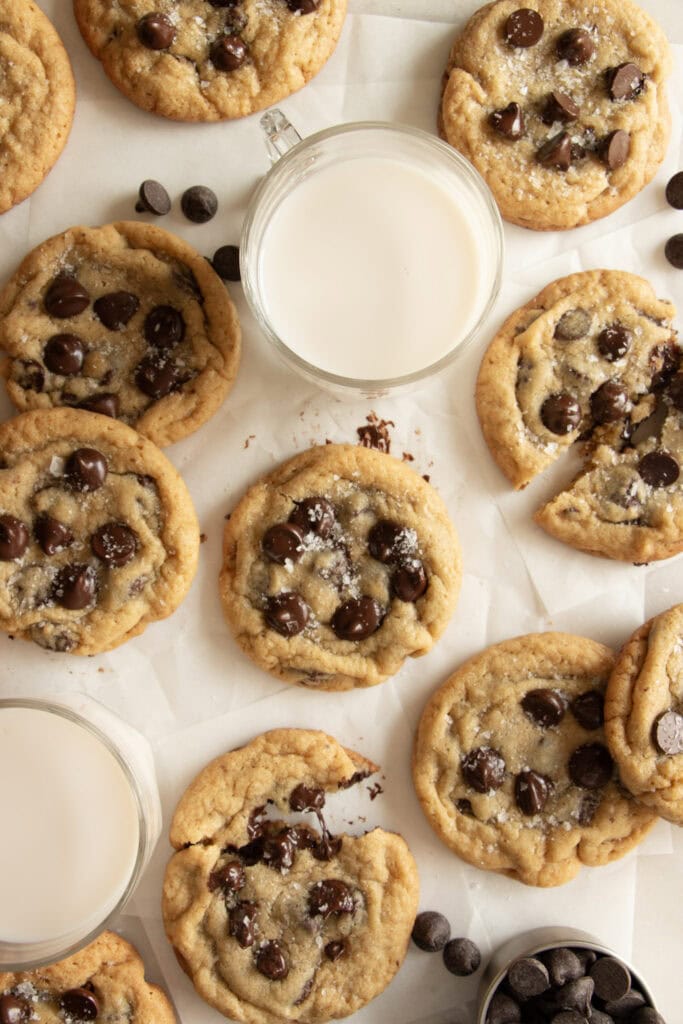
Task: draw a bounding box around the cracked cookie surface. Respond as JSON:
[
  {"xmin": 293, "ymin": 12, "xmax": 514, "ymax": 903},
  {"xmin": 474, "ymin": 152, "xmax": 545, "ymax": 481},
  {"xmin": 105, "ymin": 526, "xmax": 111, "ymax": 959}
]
[
  {"xmin": 440, "ymin": 0, "xmax": 671, "ymax": 230},
  {"xmin": 606, "ymin": 604, "xmax": 683, "ymax": 825},
  {"xmin": 72, "ymin": 0, "xmax": 347, "ymax": 121},
  {"xmin": 0, "ymin": 222, "xmax": 241, "ymax": 448},
  {"xmin": 0, "ymin": 931, "xmax": 176, "ymax": 1023},
  {"xmin": 0, "ymin": 1, "xmax": 75, "ymax": 213},
  {"xmin": 0, "ymin": 408, "xmax": 199, "ymax": 655},
  {"xmin": 413, "ymin": 633, "xmax": 656, "ymax": 887},
  {"xmin": 476, "ymin": 269, "xmax": 682, "ymax": 562},
  {"xmin": 219, "ymin": 444, "xmax": 462, "ymax": 691},
  {"xmin": 162, "ymin": 728, "xmax": 419, "ymax": 1024}
]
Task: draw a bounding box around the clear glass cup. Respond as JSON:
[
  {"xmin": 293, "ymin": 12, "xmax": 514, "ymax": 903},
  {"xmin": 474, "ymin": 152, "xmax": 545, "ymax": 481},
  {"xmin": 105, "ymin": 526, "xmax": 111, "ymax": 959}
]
[
  {"xmin": 241, "ymin": 110, "xmax": 504, "ymax": 399},
  {"xmin": 0, "ymin": 696, "xmax": 161, "ymax": 970}
]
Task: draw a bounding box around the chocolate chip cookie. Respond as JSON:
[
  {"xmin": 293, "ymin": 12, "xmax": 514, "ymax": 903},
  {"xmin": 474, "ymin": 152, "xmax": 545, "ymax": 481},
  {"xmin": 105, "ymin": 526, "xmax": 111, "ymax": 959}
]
[
  {"xmin": 162, "ymin": 728, "xmax": 419, "ymax": 1024},
  {"xmin": 476, "ymin": 269, "xmax": 683, "ymax": 562},
  {"xmin": 72, "ymin": 0, "xmax": 347, "ymax": 121},
  {"xmin": 440, "ymin": 0, "xmax": 672, "ymax": 230},
  {"xmin": 219, "ymin": 444, "xmax": 462, "ymax": 691},
  {"xmin": 413, "ymin": 633, "xmax": 656, "ymax": 886},
  {"xmin": 0, "ymin": 2, "xmax": 75, "ymax": 214},
  {"xmin": 0, "ymin": 222, "xmax": 240, "ymax": 448},
  {"xmin": 606, "ymin": 604, "xmax": 683, "ymax": 826},
  {"xmin": 0, "ymin": 930, "xmax": 176, "ymax": 1023},
  {"xmin": 0, "ymin": 408, "xmax": 199, "ymax": 655}
]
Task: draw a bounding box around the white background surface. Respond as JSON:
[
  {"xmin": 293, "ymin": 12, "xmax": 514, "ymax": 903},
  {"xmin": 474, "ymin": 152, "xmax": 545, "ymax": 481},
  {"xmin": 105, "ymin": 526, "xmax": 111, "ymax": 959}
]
[{"xmin": 1, "ymin": 1, "xmax": 683, "ymax": 1021}]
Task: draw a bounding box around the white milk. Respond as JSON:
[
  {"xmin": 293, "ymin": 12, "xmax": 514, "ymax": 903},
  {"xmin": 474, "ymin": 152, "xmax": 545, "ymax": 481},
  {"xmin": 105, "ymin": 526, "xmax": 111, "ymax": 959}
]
[
  {"xmin": 258, "ymin": 156, "xmax": 487, "ymax": 380},
  {"xmin": 0, "ymin": 706, "xmax": 140, "ymax": 944}
]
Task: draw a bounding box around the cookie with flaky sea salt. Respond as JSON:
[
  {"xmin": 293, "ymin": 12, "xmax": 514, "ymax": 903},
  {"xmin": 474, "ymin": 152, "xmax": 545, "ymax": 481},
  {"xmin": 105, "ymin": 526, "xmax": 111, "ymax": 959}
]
[
  {"xmin": 413, "ymin": 633, "xmax": 657, "ymax": 887},
  {"xmin": 0, "ymin": 408, "xmax": 199, "ymax": 655},
  {"xmin": 0, "ymin": 931, "xmax": 176, "ymax": 1023},
  {"xmin": 476, "ymin": 269, "xmax": 683, "ymax": 562},
  {"xmin": 440, "ymin": 0, "xmax": 671, "ymax": 230},
  {"xmin": 0, "ymin": 2, "xmax": 75, "ymax": 214},
  {"xmin": 0, "ymin": 222, "xmax": 241, "ymax": 448},
  {"xmin": 72, "ymin": 0, "xmax": 347, "ymax": 122},
  {"xmin": 606, "ymin": 604, "xmax": 683, "ymax": 825},
  {"xmin": 219, "ymin": 444, "xmax": 462, "ymax": 691},
  {"xmin": 163, "ymin": 728, "xmax": 418, "ymax": 1024}
]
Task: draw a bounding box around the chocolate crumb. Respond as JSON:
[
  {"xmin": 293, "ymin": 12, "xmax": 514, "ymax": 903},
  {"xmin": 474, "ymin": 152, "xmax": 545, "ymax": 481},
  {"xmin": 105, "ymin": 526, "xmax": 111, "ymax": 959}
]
[
  {"xmin": 402, "ymin": 452, "xmax": 414, "ymax": 462},
  {"xmin": 356, "ymin": 412, "xmax": 394, "ymax": 453},
  {"xmin": 422, "ymin": 474, "xmax": 431, "ymax": 482},
  {"xmin": 243, "ymin": 434, "xmax": 256, "ymax": 449},
  {"xmin": 200, "ymin": 533, "xmax": 207, "ymax": 544},
  {"xmin": 367, "ymin": 782, "xmax": 384, "ymax": 800}
]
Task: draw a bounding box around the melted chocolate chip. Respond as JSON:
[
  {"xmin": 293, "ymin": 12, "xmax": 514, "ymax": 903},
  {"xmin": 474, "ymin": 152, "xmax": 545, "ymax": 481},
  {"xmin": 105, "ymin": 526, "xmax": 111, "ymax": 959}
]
[
  {"xmin": 331, "ymin": 596, "xmax": 382, "ymax": 640},
  {"xmin": 144, "ymin": 305, "xmax": 185, "ymax": 348},
  {"xmin": 15, "ymin": 360, "xmax": 44, "ymax": 392},
  {"xmin": 515, "ymin": 770, "xmax": 551, "ymax": 815},
  {"xmin": 542, "ymin": 91, "xmax": 579, "ymax": 124},
  {"xmin": 0, "ymin": 515, "xmax": 29, "ymax": 561},
  {"xmin": 0, "ymin": 995, "xmax": 28, "ymax": 1024},
  {"xmin": 503, "ymin": 8, "xmax": 544, "ymax": 47},
  {"xmin": 44, "ymin": 275, "xmax": 90, "ymax": 318},
  {"xmin": 289, "ymin": 783, "xmax": 325, "ymax": 812},
  {"xmin": 91, "ymin": 522, "xmax": 137, "ymax": 567},
  {"xmin": 568, "ymin": 742, "xmax": 613, "ymax": 788},
  {"xmin": 599, "ymin": 130, "xmax": 631, "ymax": 170},
  {"xmin": 325, "ymin": 940, "xmax": 345, "ymax": 961},
  {"xmin": 606, "ymin": 62, "xmax": 645, "ymax": 101},
  {"xmin": 411, "ymin": 910, "xmax": 451, "ymax": 951},
  {"xmin": 59, "ymin": 989, "xmax": 99, "ymax": 1020},
  {"xmin": 666, "ymin": 171, "xmax": 683, "ymax": 210},
  {"xmin": 665, "ymin": 234, "xmax": 683, "ymax": 269},
  {"xmin": 597, "ymin": 323, "xmax": 631, "ymax": 361},
  {"xmin": 35, "ymin": 514, "xmax": 74, "ymax": 556},
  {"xmin": 308, "ymin": 879, "xmax": 354, "ymax": 919},
  {"xmin": 287, "ymin": 0, "xmax": 320, "ymax": 11},
  {"xmin": 208, "ymin": 859, "xmax": 245, "ymax": 892},
  {"xmin": 137, "ymin": 12, "xmax": 175, "ymax": 49},
  {"xmin": 181, "ymin": 185, "xmax": 219, "ymax": 223},
  {"xmin": 521, "ymin": 688, "xmax": 566, "ymax": 727},
  {"xmin": 136, "ymin": 179, "xmax": 171, "ymax": 215},
  {"xmin": 135, "ymin": 353, "xmax": 181, "ymax": 398},
  {"xmin": 570, "ymin": 691, "xmax": 604, "ymax": 731},
  {"xmin": 590, "ymin": 380, "xmax": 630, "ymax": 424},
  {"xmin": 638, "ymin": 450, "xmax": 680, "ymax": 487},
  {"xmin": 540, "ymin": 392, "xmax": 581, "ymax": 434},
  {"xmin": 77, "ymin": 394, "xmax": 119, "ymax": 418},
  {"xmin": 650, "ymin": 342, "xmax": 680, "ymax": 389},
  {"xmin": 443, "ymin": 937, "xmax": 481, "ymax": 976},
  {"xmin": 669, "ymin": 373, "xmax": 683, "ymax": 412},
  {"xmin": 93, "ymin": 291, "xmax": 139, "ymax": 330},
  {"xmin": 263, "ymin": 829, "xmax": 298, "ymax": 871},
  {"xmin": 556, "ymin": 27, "xmax": 595, "ymax": 65},
  {"xmin": 52, "ymin": 564, "xmax": 97, "ymax": 610},
  {"xmin": 653, "ymin": 710, "xmax": 683, "ymax": 755},
  {"xmin": 555, "ymin": 307, "xmax": 592, "ymax": 341},
  {"xmin": 262, "ymin": 522, "xmax": 304, "ymax": 564},
  {"xmin": 368, "ymin": 519, "xmax": 409, "ymax": 563},
  {"xmin": 590, "ymin": 957, "xmax": 631, "ymax": 1001},
  {"xmin": 256, "ymin": 940, "xmax": 289, "ymax": 980},
  {"xmin": 64, "ymin": 448, "xmax": 108, "ymax": 492},
  {"xmin": 44, "ymin": 334, "xmax": 85, "ymax": 375},
  {"xmin": 508, "ymin": 957, "xmax": 550, "ymax": 999},
  {"xmin": 489, "ymin": 102, "xmax": 525, "ymax": 139},
  {"xmin": 537, "ymin": 132, "xmax": 572, "ymax": 170},
  {"xmin": 264, "ymin": 592, "xmax": 309, "ymax": 636},
  {"xmin": 392, "ymin": 561, "xmax": 428, "ymax": 602},
  {"xmin": 229, "ymin": 900, "xmax": 258, "ymax": 948},
  {"xmin": 461, "ymin": 747, "xmax": 505, "ymax": 793},
  {"xmin": 289, "ymin": 497, "xmax": 335, "ymax": 538},
  {"xmin": 212, "ymin": 244, "xmax": 241, "ymax": 282}
]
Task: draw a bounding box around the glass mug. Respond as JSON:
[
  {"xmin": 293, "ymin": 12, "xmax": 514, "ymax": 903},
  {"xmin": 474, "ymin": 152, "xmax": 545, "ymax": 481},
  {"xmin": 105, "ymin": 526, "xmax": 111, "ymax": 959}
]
[{"xmin": 241, "ymin": 109, "xmax": 504, "ymax": 398}]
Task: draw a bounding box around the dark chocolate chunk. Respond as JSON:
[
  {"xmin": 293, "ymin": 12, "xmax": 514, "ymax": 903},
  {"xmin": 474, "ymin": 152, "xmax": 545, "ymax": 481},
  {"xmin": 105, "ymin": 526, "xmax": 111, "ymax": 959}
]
[
  {"xmin": 137, "ymin": 12, "xmax": 175, "ymax": 49},
  {"xmin": 52, "ymin": 564, "xmax": 97, "ymax": 610},
  {"xmin": 368, "ymin": 519, "xmax": 410, "ymax": 563},
  {"xmin": 181, "ymin": 185, "xmax": 219, "ymax": 223},
  {"xmin": 486, "ymin": 991, "xmax": 521, "ymax": 1024},
  {"xmin": 392, "ymin": 561, "xmax": 428, "ymax": 602},
  {"xmin": 44, "ymin": 333, "xmax": 85, "ymax": 375},
  {"xmin": 604, "ymin": 990, "xmax": 646, "ymax": 1016},
  {"xmin": 504, "ymin": 8, "xmax": 544, "ymax": 47},
  {"xmin": 664, "ymin": 234, "xmax": 683, "ymax": 269},
  {"xmin": 91, "ymin": 522, "xmax": 137, "ymax": 568},
  {"xmin": 15, "ymin": 359, "xmax": 44, "ymax": 391},
  {"xmin": 461, "ymin": 747, "xmax": 505, "ymax": 794},
  {"xmin": 94, "ymin": 291, "xmax": 139, "ymax": 330},
  {"xmin": 555, "ymin": 976, "xmax": 594, "ymax": 1014},
  {"xmin": 598, "ymin": 130, "xmax": 631, "ymax": 170},
  {"xmin": 135, "ymin": 353, "xmax": 181, "ymax": 399},
  {"xmin": 212, "ymin": 244, "xmax": 241, "ymax": 281},
  {"xmin": 0, "ymin": 515, "xmax": 29, "ymax": 561},
  {"xmin": 208, "ymin": 859, "xmax": 245, "ymax": 892},
  {"xmin": 78, "ymin": 393, "xmax": 119, "ymax": 418},
  {"xmin": 665, "ymin": 171, "xmax": 683, "ymax": 210},
  {"xmin": 60, "ymin": 989, "xmax": 99, "ymax": 1020},
  {"xmin": 35, "ymin": 514, "xmax": 73, "ymax": 556},
  {"xmin": 287, "ymin": 0, "xmax": 320, "ymax": 11},
  {"xmin": 64, "ymin": 448, "xmax": 108, "ymax": 492},
  {"xmin": 256, "ymin": 940, "xmax": 289, "ymax": 980},
  {"xmin": 568, "ymin": 742, "xmax": 613, "ymax": 788},
  {"xmin": 455, "ymin": 798, "xmax": 474, "ymax": 816},
  {"xmin": 411, "ymin": 910, "xmax": 451, "ymax": 952},
  {"xmin": 649, "ymin": 342, "xmax": 680, "ymax": 389},
  {"xmin": 289, "ymin": 497, "xmax": 335, "ymax": 539},
  {"xmin": 570, "ymin": 691, "xmax": 604, "ymax": 731},
  {"xmin": 289, "ymin": 783, "xmax": 325, "ymax": 812},
  {"xmin": 229, "ymin": 900, "xmax": 258, "ymax": 947},
  {"xmin": 489, "ymin": 102, "xmax": 525, "ymax": 139},
  {"xmin": 522, "ymin": 688, "xmax": 566, "ymax": 727},
  {"xmin": 652, "ymin": 710, "xmax": 683, "ymax": 755},
  {"xmin": 211, "ymin": 34, "xmax": 248, "ymax": 71},
  {"xmin": 264, "ymin": 592, "xmax": 309, "ymax": 636},
  {"xmin": 590, "ymin": 957, "xmax": 631, "ymax": 1001},
  {"xmin": 331, "ymin": 596, "xmax": 382, "ymax": 640},
  {"xmin": 263, "ymin": 829, "xmax": 298, "ymax": 870},
  {"xmin": 590, "ymin": 381, "xmax": 630, "ymax": 424},
  {"xmin": 537, "ymin": 132, "xmax": 572, "ymax": 170},
  {"xmin": 442, "ymin": 937, "xmax": 481, "ymax": 976},
  {"xmin": 540, "ymin": 392, "xmax": 581, "ymax": 434},
  {"xmin": 542, "ymin": 91, "xmax": 580, "ymax": 124},
  {"xmin": 508, "ymin": 957, "xmax": 550, "ymax": 999},
  {"xmin": 136, "ymin": 179, "xmax": 171, "ymax": 215},
  {"xmin": 556, "ymin": 27, "xmax": 595, "ymax": 65},
  {"xmin": 544, "ymin": 947, "xmax": 584, "ymax": 987},
  {"xmin": 515, "ymin": 770, "xmax": 551, "ymax": 815},
  {"xmin": 144, "ymin": 305, "xmax": 185, "ymax": 348},
  {"xmin": 262, "ymin": 522, "xmax": 305, "ymax": 564},
  {"xmin": 597, "ymin": 323, "xmax": 631, "ymax": 361},
  {"xmin": 555, "ymin": 307, "xmax": 592, "ymax": 340},
  {"xmin": 638, "ymin": 450, "xmax": 680, "ymax": 487},
  {"xmin": 0, "ymin": 996, "xmax": 28, "ymax": 1024},
  {"xmin": 308, "ymin": 879, "xmax": 354, "ymax": 919},
  {"xmin": 44, "ymin": 275, "xmax": 90, "ymax": 318},
  {"xmin": 606, "ymin": 62, "xmax": 645, "ymax": 101},
  {"xmin": 324, "ymin": 940, "xmax": 345, "ymax": 961}
]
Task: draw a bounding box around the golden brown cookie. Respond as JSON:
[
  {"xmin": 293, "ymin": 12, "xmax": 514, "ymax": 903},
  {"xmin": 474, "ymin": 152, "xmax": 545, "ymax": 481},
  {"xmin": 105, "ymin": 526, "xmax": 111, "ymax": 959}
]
[
  {"xmin": 72, "ymin": 0, "xmax": 347, "ymax": 121},
  {"xmin": 0, "ymin": 222, "xmax": 241, "ymax": 448},
  {"xmin": 0, "ymin": 408, "xmax": 199, "ymax": 655},
  {"xmin": 0, "ymin": 931, "xmax": 176, "ymax": 1023},
  {"xmin": 0, "ymin": 2, "xmax": 75, "ymax": 214},
  {"xmin": 440, "ymin": 0, "xmax": 671, "ymax": 230},
  {"xmin": 413, "ymin": 633, "xmax": 657, "ymax": 887},
  {"xmin": 606, "ymin": 604, "xmax": 683, "ymax": 825},
  {"xmin": 476, "ymin": 269, "xmax": 683, "ymax": 562},
  {"xmin": 219, "ymin": 444, "xmax": 462, "ymax": 691},
  {"xmin": 163, "ymin": 729, "xmax": 419, "ymax": 1024}
]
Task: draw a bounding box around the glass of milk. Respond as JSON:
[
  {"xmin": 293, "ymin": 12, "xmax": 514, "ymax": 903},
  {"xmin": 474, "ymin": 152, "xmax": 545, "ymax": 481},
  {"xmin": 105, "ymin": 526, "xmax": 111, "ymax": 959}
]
[
  {"xmin": 241, "ymin": 110, "xmax": 503, "ymax": 397},
  {"xmin": 0, "ymin": 696, "xmax": 161, "ymax": 969}
]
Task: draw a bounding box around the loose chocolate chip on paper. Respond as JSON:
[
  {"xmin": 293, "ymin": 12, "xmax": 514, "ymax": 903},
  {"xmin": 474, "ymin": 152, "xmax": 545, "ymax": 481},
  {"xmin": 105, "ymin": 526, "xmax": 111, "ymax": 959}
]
[
  {"xmin": 290, "ymin": 497, "xmax": 335, "ymax": 539},
  {"xmin": 137, "ymin": 12, "xmax": 175, "ymax": 50},
  {"xmin": 568, "ymin": 742, "xmax": 613, "ymax": 789},
  {"xmin": 515, "ymin": 770, "xmax": 551, "ymax": 815},
  {"xmin": 664, "ymin": 234, "xmax": 683, "ymax": 269},
  {"xmin": 665, "ymin": 172, "xmax": 683, "ymax": 209},
  {"xmin": 508, "ymin": 957, "xmax": 550, "ymax": 999},
  {"xmin": 556, "ymin": 27, "xmax": 595, "ymax": 65},
  {"xmin": 44, "ymin": 275, "xmax": 90, "ymax": 318},
  {"xmin": 522, "ymin": 688, "xmax": 566, "ymax": 727},
  {"xmin": 537, "ymin": 132, "xmax": 572, "ymax": 170},
  {"xmin": 0, "ymin": 515, "xmax": 29, "ymax": 561},
  {"xmin": 443, "ymin": 937, "xmax": 481, "ymax": 976},
  {"xmin": 212, "ymin": 244, "xmax": 241, "ymax": 281},
  {"xmin": 411, "ymin": 910, "xmax": 451, "ymax": 952},
  {"xmin": 94, "ymin": 291, "xmax": 140, "ymax": 331},
  {"xmin": 570, "ymin": 691, "xmax": 604, "ymax": 731},
  {"xmin": 599, "ymin": 130, "xmax": 631, "ymax": 170},
  {"xmin": 540, "ymin": 392, "xmax": 581, "ymax": 435},
  {"xmin": 78, "ymin": 393, "xmax": 119, "ymax": 418},
  {"xmin": 64, "ymin": 448, "xmax": 108, "ymax": 492},
  {"xmin": 52, "ymin": 564, "xmax": 97, "ymax": 610},
  {"xmin": 542, "ymin": 91, "xmax": 580, "ymax": 124},
  {"xmin": 35, "ymin": 514, "xmax": 73, "ymax": 556},
  {"xmin": 59, "ymin": 990, "xmax": 99, "ymax": 1021},
  {"xmin": 211, "ymin": 34, "xmax": 248, "ymax": 72},
  {"xmin": 331, "ymin": 596, "xmax": 382, "ymax": 640},
  {"xmin": 597, "ymin": 323, "xmax": 631, "ymax": 361},
  {"xmin": 606, "ymin": 62, "xmax": 645, "ymax": 101},
  {"xmin": 653, "ymin": 710, "xmax": 683, "ymax": 755},
  {"xmin": 181, "ymin": 185, "xmax": 219, "ymax": 223},
  {"xmin": 0, "ymin": 995, "xmax": 28, "ymax": 1024},
  {"xmin": 489, "ymin": 102, "xmax": 525, "ymax": 139},
  {"xmin": 504, "ymin": 8, "xmax": 544, "ymax": 47},
  {"xmin": 638, "ymin": 450, "xmax": 680, "ymax": 488},
  {"xmin": 461, "ymin": 746, "xmax": 506, "ymax": 794},
  {"xmin": 590, "ymin": 957, "xmax": 631, "ymax": 1002},
  {"xmin": 44, "ymin": 333, "xmax": 85, "ymax": 375},
  {"xmin": 136, "ymin": 179, "xmax": 171, "ymax": 215}
]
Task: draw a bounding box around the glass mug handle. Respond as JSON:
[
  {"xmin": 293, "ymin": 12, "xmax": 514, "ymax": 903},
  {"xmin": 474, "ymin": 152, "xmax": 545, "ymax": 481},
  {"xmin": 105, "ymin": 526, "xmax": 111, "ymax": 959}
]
[{"xmin": 260, "ymin": 108, "xmax": 303, "ymax": 164}]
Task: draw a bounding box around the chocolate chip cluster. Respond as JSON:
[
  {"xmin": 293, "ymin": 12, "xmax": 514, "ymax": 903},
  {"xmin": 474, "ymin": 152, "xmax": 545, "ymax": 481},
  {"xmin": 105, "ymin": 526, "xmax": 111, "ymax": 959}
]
[
  {"xmin": 0, "ymin": 985, "xmax": 101, "ymax": 1022},
  {"xmin": 411, "ymin": 910, "xmax": 482, "ymax": 978}
]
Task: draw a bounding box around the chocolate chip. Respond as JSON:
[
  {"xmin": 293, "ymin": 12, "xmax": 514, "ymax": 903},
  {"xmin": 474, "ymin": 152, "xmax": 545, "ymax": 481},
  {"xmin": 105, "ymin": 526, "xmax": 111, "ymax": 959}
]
[
  {"xmin": 455, "ymin": 798, "xmax": 474, "ymax": 816},
  {"xmin": 368, "ymin": 519, "xmax": 409, "ymax": 563},
  {"xmin": 44, "ymin": 275, "xmax": 89, "ymax": 318},
  {"xmin": 574, "ymin": 948, "xmax": 597, "ymax": 971},
  {"xmin": 664, "ymin": 234, "xmax": 683, "ymax": 269},
  {"xmin": 515, "ymin": 770, "xmax": 551, "ymax": 815},
  {"xmin": 208, "ymin": 0, "xmax": 240, "ymax": 5},
  {"xmin": 181, "ymin": 185, "xmax": 218, "ymax": 223},
  {"xmin": 411, "ymin": 910, "xmax": 451, "ymax": 952},
  {"xmin": 289, "ymin": 783, "xmax": 325, "ymax": 812},
  {"xmin": 590, "ymin": 381, "xmax": 630, "ymax": 424},
  {"xmin": 91, "ymin": 522, "xmax": 137, "ymax": 567},
  {"xmin": 632, "ymin": 1009, "xmax": 666, "ymax": 1024},
  {"xmin": 508, "ymin": 957, "xmax": 550, "ymax": 999},
  {"xmin": 638, "ymin": 450, "xmax": 680, "ymax": 487},
  {"xmin": 136, "ymin": 179, "xmax": 171, "ymax": 215},
  {"xmin": 598, "ymin": 323, "xmax": 631, "ymax": 361},
  {"xmin": 570, "ymin": 691, "xmax": 604, "ymax": 730},
  {"xmin": 262, "ymin": 522, "xmax": 304, "ymax": 564},
  {"xmin": 289, "ymin": 497, "xmax": 335, "ymax": 538},
  {"xmin": 665, "ymin": 171, "xmax": 683, "ymax": 210},
  {"xmin": 489, "ymin": 102, "xmax": 525, "ymax": 139},
  {"xmin": 568, "ymin": 742, "xmax": 613, "ymax": 788},
  {"xmin": 461, "ymin": 747, "xmax": 505, "ymax": 794},
  {"xmin": 77, "ymin": 394, "xmax": 119, "ymax": 418},
  {"xmin": 556, "ymin": 27, "xmax": 595, "ymax": 65},
  {"xmin": 229, "ymin": 900, "xmax": 258, "ymax": 948},
  {"xmin": 555, "ymin": 976, "xmax": 594, "ymax": 1014},
  {"xmin": 94, "ymin": 291, "xmax": 139, "ymax": 331},
  {"xmin": 590, "ymin": 1012, "xmax": 616, "ymax": 1024},
  {"xmin": 537, "ymin": 132, "xmax": 572, "ymax": 170},
  {"xmin": 64, "ymin": 448, "xmax": 108, "ymax": 492},
  {"xmin": 52, "ymin": 564, "xmax": 97, "ymax": 610},
  {"xmin": 540, "ymin": 393, "xmax": 581, "ymax": 434},
  {"xmin": 652, "ymin": 710, "xmax": 683, "ymax": 755},
  {"xmin": 137, "ymin": 12, "xmax": 175, "ymax": 49},
  {"xmin": 577, "ymin": 792, "xmax": 601, "ymax": 825},
  {"xmin": 264, "ymin": 592, "xmax": 309, "ymax": 637},
  {"xmin": 555, "ymin": 308, "xmax": 592, "ymax": 340},
  {"xmin": 144, "ymin": 305, "xmax": 185, "ymax": 348},
  {"xmin": 287, "ymin": 0, "xmax": 320, "ymax": 11},
  {"xmin": 135, "ymin": 353, "xmax": 181, "ymax": 398},
  {"xmin": 256, "ymin": 939, "xmax": 289, "ymax": 980},
  {"xmin": 544, "ymin": 948, "xmax": 584, "ymax": 987},
  {"xmin": 59, "ymin": 989, "xmax": 99, "ymax": 1020},
  {"xmin": 208, "ymin": 859, "xmax": 245, "ymax": 892},
  {"xmin": 15, "ymin": 359, "xmax": 44, "ymax": 391},
  {"xmin": 650, "ymin": 342, "xmax": 680, "ymax": 389},
  {"xmin": 604, "ymin": 990, "xmax": 646, "ymax": 1016},
  {"xmin": 44, "ymin": 333, "xmax": 85, "ymax": 375},
  {"xmin": 522, "ymin": 688, "xmax": 566, "ymax": 727},
  {"xmin": 312, "ymin": 831, "xmax": 342, "ymax": 861},
  {"xmin": 0, "ymin": 995, "xmax": 28, "ymax": 1024},
  {"xmin": 504, "ymin": 8, "xmax": 543, "ymax": 47},
  {"xmin": 263, "ymin": 829, "xmax": 298, "ymax": 870},
  {"xmin": 35, "ymin": 515, "xmax": 73, "ymax": 556},
  {"xmin": 552, "ymin": 1012, "xmax": 588, "ymax": 1024},
  {"xmin": 542, "ymin": 91, "xmax": 579, "ymax": 124},
  {"xmin": 0, "ymin": 515, "xmax": 29, "ymax": 561},
  {"xmin": 598, "ymin": 130, "xmax": 631, "ymax": 170},
  {"xmin": 669, "ymin": 373, "xmax": 683, "ymax": 412},
  {"xmin": 211, "ymin": 34, "xmax": 248, "ymax": 71},
  {"xmin": 443, "ymin": 937, "xmax": 481, "ymax": 975},
  {"xmin": 590, "ymin": 958, "xmax": 631, "ymax": 1001},
  {"xmin": 308, "ymin": 879, "xmax": 354, "ymax": 919},
  {"xmin": 331, "ymin": 596, "xmax": 382, "ymax": 640},
  {"xmin": 212, "ymin": 244, "xmax": 241, "ymax": 281},
  {"xmin": 392, "ymin": 562, "xmax": 428, "ymax": 602},
  {"xmin": 486, "ymin": 991, "xmax": 521, "ymax": 1024},
  {"xmin": 606, "ymin": 62, "xmax": 645, "ymax": 101},
  {"xmin": 325, "ymin": 940, "xmax": 345, "ymax": 961}
]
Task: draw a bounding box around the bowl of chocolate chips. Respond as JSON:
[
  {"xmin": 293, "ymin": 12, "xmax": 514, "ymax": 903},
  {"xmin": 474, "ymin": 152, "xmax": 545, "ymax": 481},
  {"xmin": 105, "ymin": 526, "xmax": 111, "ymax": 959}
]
[{"xmin": 478, "ymin": 926, "xmax": 664, "ymax": 1024}]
